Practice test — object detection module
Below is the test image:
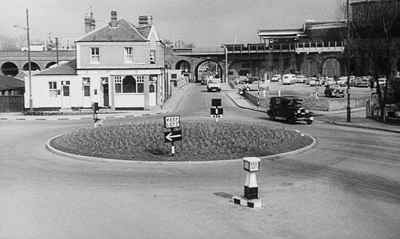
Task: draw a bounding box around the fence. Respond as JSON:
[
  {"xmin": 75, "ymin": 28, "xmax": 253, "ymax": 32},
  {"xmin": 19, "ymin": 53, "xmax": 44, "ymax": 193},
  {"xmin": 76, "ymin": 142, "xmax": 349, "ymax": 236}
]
[{"xmin": 0, "ymin": 96, "xmax": 24, "ymax": 112}]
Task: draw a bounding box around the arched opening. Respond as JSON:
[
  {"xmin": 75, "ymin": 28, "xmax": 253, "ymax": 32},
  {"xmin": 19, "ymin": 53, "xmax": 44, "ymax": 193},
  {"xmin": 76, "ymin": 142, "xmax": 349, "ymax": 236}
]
[
  {"xmin": 322, "ymin": 58, "xmax": 341, "ymax": 77},
  {"xmin": 301, "ymin": 59, "xmax": 319, "ymax": 77},
  {"xmin": 175, "ymin": 60, "xmax": 191, "ymax": 73},
  {"xmin": 22, "ymin": 62, "xmax": 41, "ymax": 71},
  {"xmin": 46, "ymin": 62, "xmax": 57, "ymax": 68},
  {"xmin": 123, "ymin": 75, "xmax": 137, "ymax": 93},
  {"xmin": 195, "ymin": 60, "xmax": 223, "ymax": 83},
  {"xmin": 1, "ymin": 62, "xmax": 19, "ymax": 76}
]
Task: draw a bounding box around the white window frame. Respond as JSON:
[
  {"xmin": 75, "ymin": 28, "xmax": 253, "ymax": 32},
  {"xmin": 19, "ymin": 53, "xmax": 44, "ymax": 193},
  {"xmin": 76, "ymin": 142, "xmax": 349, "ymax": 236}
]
[
  {"xmin": 48, "ymin": 81, "xmax": 57, "ymax": 97},
  {"xmin": 90, "ymin": 47, "xmax": 100, "ymax": 64},
  {"xmin": 82, "ymin": 77, "xmax": 91, "ymax": 97},
  {"xmin": 124, "ymin": 47, "xmax": 133, "ymax": 63}
]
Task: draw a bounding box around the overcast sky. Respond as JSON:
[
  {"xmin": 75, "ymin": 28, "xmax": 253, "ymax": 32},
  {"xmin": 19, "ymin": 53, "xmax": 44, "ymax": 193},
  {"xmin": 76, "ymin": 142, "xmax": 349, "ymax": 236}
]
[{"xmin": 0, "ymin": 0, "xmax": 343, "ymax": 46}]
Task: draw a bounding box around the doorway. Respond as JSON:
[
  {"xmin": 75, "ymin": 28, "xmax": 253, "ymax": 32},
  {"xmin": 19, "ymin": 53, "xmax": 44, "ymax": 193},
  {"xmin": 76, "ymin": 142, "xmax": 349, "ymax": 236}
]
[{"xmin": 103, "ymin": 84, "xmax": 109, "ymax": 107}]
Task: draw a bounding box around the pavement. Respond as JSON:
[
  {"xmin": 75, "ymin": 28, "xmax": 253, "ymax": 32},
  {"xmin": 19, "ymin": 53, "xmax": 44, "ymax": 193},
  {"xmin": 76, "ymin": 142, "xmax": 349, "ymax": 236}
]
[
  {"xmin": 223, "ymin": 84, "xmax": 400, "ymax": 134},
  {"xmin": 0, "ymin": 83, "xmax": 190, "ymax": 121}
]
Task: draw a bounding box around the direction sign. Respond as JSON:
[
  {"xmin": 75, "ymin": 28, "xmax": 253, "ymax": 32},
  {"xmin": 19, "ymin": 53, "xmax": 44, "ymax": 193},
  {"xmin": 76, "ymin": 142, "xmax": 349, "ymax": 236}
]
[
  {"xmin": 164, "ymin": 115, "xmax": 180, "ymax": 129},
  {"xmin": 164, "ymin": 129, "xmax": 182, "ymax": 143},
  {"xmin": 211, "ymin": 98, "xmax": 222, "ymax": 107}
]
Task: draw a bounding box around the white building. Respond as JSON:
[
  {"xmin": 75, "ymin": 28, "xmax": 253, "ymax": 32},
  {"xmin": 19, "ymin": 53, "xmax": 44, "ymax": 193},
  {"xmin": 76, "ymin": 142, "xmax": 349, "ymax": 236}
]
[{"xmin": 25, "ymin": 11, "xmax": 172, "ymax": 111}]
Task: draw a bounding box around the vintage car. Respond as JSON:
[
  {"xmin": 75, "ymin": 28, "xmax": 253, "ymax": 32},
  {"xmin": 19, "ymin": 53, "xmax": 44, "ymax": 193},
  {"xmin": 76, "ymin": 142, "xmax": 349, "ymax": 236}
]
[
  {"xmin": 267, "ymin": 96, "xmax": 313, "ymax": 124},
  {"xmin": 324, "ymin": 84, "xmax": 345, "ymax": 98}
]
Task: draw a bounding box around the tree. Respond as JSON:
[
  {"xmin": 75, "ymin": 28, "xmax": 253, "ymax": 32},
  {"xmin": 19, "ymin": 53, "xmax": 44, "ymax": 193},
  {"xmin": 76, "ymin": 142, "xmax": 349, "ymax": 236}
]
[{"xmin": 349, "ymin": 0, "xmax": 400, "ymax": 121}]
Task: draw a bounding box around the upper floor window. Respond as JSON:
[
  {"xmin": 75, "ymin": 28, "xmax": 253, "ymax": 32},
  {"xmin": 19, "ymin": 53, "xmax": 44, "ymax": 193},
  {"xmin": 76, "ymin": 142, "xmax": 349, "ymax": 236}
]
[
  {"xmin": 90, "ymin": 47, "xmax": 100, "ymax": 64},
  {"xmin": 124, "ymin": 47, "xmax": 133, "ymax": 63},
  {"xmin": 82, "ymin": 77, "xmax": 91, "ymax": 96},
  {"xmin": 149, "ymin": 49, "xmax": 156, "ymax": 64}
]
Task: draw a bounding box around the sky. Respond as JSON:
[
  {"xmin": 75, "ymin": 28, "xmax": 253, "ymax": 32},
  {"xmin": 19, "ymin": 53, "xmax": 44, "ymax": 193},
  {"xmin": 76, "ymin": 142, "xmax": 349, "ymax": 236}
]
[{"xmin": 0, "ymin": 0, "xmax": 343, "ymax": 47}]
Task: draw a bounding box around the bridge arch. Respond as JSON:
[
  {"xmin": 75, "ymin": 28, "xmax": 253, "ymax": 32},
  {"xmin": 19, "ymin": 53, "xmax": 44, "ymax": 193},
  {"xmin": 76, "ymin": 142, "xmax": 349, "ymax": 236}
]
[
  {"xmin": 194, "ymin": 59, "xmax": 224, "ymax": 83},
  {"xmin": 45, "ymin": 62, "xmax": 57, "ymax": 69},
  {"xmin": 22, "ymin": 62, "xmax": 41, "ymax": 71},
  {"xmin": 1, "ymin": 62, "xmax": 19, "ymax": 77},
  {"xmin": 322, "ymin": 57, "xmax": 341, "ymax": 77},
  {"xmin": 175, "ymin": 60, "xmax": 191, "ymax": 73},
  {"xmin": 301, "ymin": 58, "xmax": 319, "ymax": 77}
]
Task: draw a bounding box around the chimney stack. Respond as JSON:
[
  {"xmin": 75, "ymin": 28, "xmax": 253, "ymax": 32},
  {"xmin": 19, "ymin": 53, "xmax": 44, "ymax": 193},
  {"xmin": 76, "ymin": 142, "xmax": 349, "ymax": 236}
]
[
  {"xmin": 110, "ymin": 10, "xmax": 118, "ymax": 27},
  {"xmin": 138, "ymin": 15, "xmax": 153, "ymax": 27},
  {"xmin": 84, "ymin": 9, "xmax": 96, "ymax": 33}
]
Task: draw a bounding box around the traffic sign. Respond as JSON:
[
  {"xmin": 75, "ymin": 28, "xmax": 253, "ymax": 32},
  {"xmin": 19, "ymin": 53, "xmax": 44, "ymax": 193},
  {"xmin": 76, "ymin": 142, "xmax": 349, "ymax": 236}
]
[
  {"xmin": 164, "ymin": 115, "xmax": 180, "ymax": 129},
  {"xmin": 164, "ymin": 129, "xmax": 182, "ymax": 143},
  {"xmin": 210, "ymin": 107, "xmax": 223, "ymax": 116},
  {"xmin": 211, "ymin": 98, "xmax": 222, "ymax": 107}
]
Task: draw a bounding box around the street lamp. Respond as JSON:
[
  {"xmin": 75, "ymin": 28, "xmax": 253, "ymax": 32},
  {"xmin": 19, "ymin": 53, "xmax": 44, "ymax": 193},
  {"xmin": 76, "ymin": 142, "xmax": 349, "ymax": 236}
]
[
  {"xmin": 14, "ymin": 8, "xmax": 32, "ymax": 112},
  {"xmin": 346, "ymin": 0, "xmax": 351, "ymax": 122}
]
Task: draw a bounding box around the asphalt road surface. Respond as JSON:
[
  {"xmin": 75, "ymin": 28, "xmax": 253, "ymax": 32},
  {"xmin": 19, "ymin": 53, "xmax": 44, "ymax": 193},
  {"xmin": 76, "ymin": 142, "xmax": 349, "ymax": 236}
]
[{"xmin": 1, "ymin": 84, "xmax": 399, "ymax": 239}]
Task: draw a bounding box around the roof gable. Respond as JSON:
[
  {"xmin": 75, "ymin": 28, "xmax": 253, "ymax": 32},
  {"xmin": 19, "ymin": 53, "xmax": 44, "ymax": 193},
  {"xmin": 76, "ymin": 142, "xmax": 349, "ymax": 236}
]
[{"xmin": 76, "ymin": 19, "xmax": 147, "ymax": 42}]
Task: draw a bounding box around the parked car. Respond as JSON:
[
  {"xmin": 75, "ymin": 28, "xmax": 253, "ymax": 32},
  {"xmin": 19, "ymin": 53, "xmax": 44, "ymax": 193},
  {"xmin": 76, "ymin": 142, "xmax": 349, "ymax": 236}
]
[
  {"xmin": 324, "ymin": 84, "xmax": 345, "ymax": 98},
  {"xmin": 309, "ymin": 77, "xmax": 321, "ymax": 86},
  {"xmin": 282, "ymin": 74, "xmax": 296, "ymax": 85},
  {"xmin": 207, "ymin": 77, "xmax": 221, "ymax": 92},
  {"xmin": 267, "ymin": 96, "xmax": 313, "ymax": 124},
  {"xmin": 354, "ymin": 77, "xmax": 369, "ymax": 87},
  {"xmin": 296, "ymin": 75, "xmax": 307, "ymax": 83},
  {"xmin": 271, "ymin": 74, "xmax": 281, "ymax": 82}
]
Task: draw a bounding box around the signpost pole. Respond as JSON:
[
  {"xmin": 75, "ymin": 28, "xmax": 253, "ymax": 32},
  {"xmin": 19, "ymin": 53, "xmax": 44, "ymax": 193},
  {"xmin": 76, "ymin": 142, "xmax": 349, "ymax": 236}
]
[{"xmin": 171, "ymin": 142, "xmax": 175, "ymax": 156}]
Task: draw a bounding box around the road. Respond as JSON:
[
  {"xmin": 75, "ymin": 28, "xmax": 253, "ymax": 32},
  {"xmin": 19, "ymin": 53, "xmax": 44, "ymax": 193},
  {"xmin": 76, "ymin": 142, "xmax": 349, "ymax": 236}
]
[{"xmin": 1, "ymin": 84, "xmax": 399, "ymax": 239}]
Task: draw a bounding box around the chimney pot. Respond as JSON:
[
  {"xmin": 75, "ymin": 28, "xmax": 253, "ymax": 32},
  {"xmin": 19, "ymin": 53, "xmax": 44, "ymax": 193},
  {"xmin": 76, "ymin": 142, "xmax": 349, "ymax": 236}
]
[{"xmin": 110, "ymin": 10, "xmax": 118, "ymax": 27}]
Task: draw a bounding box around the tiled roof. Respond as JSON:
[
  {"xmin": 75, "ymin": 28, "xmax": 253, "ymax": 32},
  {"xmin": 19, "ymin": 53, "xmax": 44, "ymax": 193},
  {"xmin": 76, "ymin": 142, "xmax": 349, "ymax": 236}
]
[
  {"xmin": 136, "ymin": 25, "xmax": 152, "ymax": 39},
  {"xmin": 76, "ymin": 19, "xmax": 148, "ymax": 42},
  {"xmin": 0, "ymin": 75, "xmax": 24, "ymax": 90},
  {"xmin": 36, "ymin": 60, "xmax": 77, "ymax": 75}
]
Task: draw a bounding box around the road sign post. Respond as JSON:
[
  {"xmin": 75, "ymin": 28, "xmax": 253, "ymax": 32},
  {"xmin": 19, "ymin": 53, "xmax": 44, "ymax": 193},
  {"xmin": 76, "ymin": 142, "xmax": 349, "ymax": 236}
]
[
  {"xmin": 163, "ymin": 116, "xmax": 182, "ymax": 156},
  {"xmin": 210, "ymin": 98, "xmax": 223, "ymax": 122}
]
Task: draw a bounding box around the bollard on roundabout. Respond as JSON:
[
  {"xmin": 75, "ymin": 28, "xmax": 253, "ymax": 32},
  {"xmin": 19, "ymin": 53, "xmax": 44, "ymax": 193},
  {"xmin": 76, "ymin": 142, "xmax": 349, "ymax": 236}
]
[{"xmin": 232, "ymin": 157, "xmax": 262, "ymax": 209}]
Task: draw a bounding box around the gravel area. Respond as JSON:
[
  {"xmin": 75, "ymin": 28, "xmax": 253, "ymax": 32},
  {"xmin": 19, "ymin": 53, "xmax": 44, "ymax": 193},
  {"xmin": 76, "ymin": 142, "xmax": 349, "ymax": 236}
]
[{"xmin": 50, "ymin": 118, "xmax": 313, "ymax": 161}]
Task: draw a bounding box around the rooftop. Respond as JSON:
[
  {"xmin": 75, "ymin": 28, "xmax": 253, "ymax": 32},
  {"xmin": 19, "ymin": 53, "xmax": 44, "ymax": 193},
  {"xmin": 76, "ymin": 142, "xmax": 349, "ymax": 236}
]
[
  {"xmin": 0, "ymin": 75, "xmax": 24, "ymax": 90},
  {"xmin": 36, "ymin": 60, "xmax": 77, "ymax": 75}
]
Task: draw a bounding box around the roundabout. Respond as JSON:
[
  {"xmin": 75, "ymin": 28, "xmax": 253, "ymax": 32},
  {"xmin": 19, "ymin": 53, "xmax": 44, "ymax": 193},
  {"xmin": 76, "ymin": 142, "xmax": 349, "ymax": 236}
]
[{"xmin": 48, "ymin": 118, "xmax": 314, "ymax": 162}]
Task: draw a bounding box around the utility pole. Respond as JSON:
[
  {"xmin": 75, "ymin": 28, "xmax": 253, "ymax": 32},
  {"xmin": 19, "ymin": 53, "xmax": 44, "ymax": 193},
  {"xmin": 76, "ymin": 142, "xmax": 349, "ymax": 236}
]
[
  {"xmin": 55, "ymin": 37, "xmax": 59, "ymax": 64},
  {"xmin": 346, "ymin": 0, "xmax": 351, "ymax": 122},
  {"xmin": 26, "ymin": 8, "xmax": 32, "ymax": 112},
  {"xmin": 224, "ymin": 45, "xmax": 228, "ymax": 83}
]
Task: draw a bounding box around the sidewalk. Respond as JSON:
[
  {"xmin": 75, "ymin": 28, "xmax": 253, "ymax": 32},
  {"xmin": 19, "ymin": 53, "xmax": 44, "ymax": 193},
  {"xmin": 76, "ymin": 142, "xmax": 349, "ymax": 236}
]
[
  {"xmin": 0, "ymin": 83, "xmax": 189, "ymax": 121},
  {"xmin": 224, "ymin": 87, "xmax": 400, "ymax": 134}
]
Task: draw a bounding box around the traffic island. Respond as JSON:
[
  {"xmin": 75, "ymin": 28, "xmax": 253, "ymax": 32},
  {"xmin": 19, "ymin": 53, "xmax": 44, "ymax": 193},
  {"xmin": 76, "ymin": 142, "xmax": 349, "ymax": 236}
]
[{"xmin": 48, "ymin": 118, "xmax": 314, "ymax": 162}]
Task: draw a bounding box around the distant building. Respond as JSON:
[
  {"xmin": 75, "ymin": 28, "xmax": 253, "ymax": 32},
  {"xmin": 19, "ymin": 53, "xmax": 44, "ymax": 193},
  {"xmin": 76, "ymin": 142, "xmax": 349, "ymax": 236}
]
[
  {"xmin": 26, "ymin": 11, "xmax": 169, "ymax": 111},
  {"xmin": 258, "ymin": 20, "xmax": 346, "ymax": 45}
]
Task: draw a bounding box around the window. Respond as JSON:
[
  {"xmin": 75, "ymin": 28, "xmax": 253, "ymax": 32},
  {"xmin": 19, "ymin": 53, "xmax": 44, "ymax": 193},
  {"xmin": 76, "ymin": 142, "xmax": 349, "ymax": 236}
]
[
  {"xmin": 114, "ymin": 76, "xmax": 122, "ymax": 93},
  {"xmin": 124, "ymin": 47, "xmax": 133, "ymax": 63},
  {"xmin": 90, "ymin": 47, "xmax": 100, "ymax": 64},
  {"xmin": 137, "ymin": 75, "xmax": 144, "ymax": 93},
  {"xmin": 149, "ymin": 84, "xmax": 155, "ymax": 93},
  {"xmin": 82, "ymin": 77, "xmax": 90, "ymax": 97},
  {"xmin": 48, "ymin": 81, "xmax": 57, "ymax": 97},
  {"xmin": 149, "ymin": 49, "xmax": 156, "ymax": 64},
  {"xmin": 171, "ymin": 74, "xmax": 177, "ymax": 79},
  {"xmin": 122, "ymin": 76, "xmax": 136, "ymax": 93},
  {"xmin": 63, "ymin": 85, "xmax": 70, "ymax": 96}
]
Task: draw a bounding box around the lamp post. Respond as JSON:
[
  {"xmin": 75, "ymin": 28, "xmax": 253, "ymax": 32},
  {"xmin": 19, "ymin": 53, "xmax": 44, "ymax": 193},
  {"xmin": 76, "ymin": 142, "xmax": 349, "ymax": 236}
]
[
  {"xmin": 346, "ymin": 0, "xmax": 351, "ymax": 122},
  {"xmin": 14, "ymin": 8, "xmax": 32, "ymax": 112}
]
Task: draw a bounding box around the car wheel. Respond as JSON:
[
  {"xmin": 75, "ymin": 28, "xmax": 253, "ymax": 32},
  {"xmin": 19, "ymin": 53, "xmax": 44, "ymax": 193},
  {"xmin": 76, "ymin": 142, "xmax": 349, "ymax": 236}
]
[
  {"xmin": 287, "ymin": 117, "xmax": 296, "ymax": 124},
  {"xmin": 306, "ymin": 120, "xmax": 313, "ymax": 125}
]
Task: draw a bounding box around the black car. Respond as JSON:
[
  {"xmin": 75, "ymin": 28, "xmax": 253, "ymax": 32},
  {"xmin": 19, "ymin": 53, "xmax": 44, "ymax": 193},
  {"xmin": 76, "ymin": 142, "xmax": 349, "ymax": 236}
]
[{"xmin": 267, "ymin": 96, "xmax": 313, "ymax": 124}]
